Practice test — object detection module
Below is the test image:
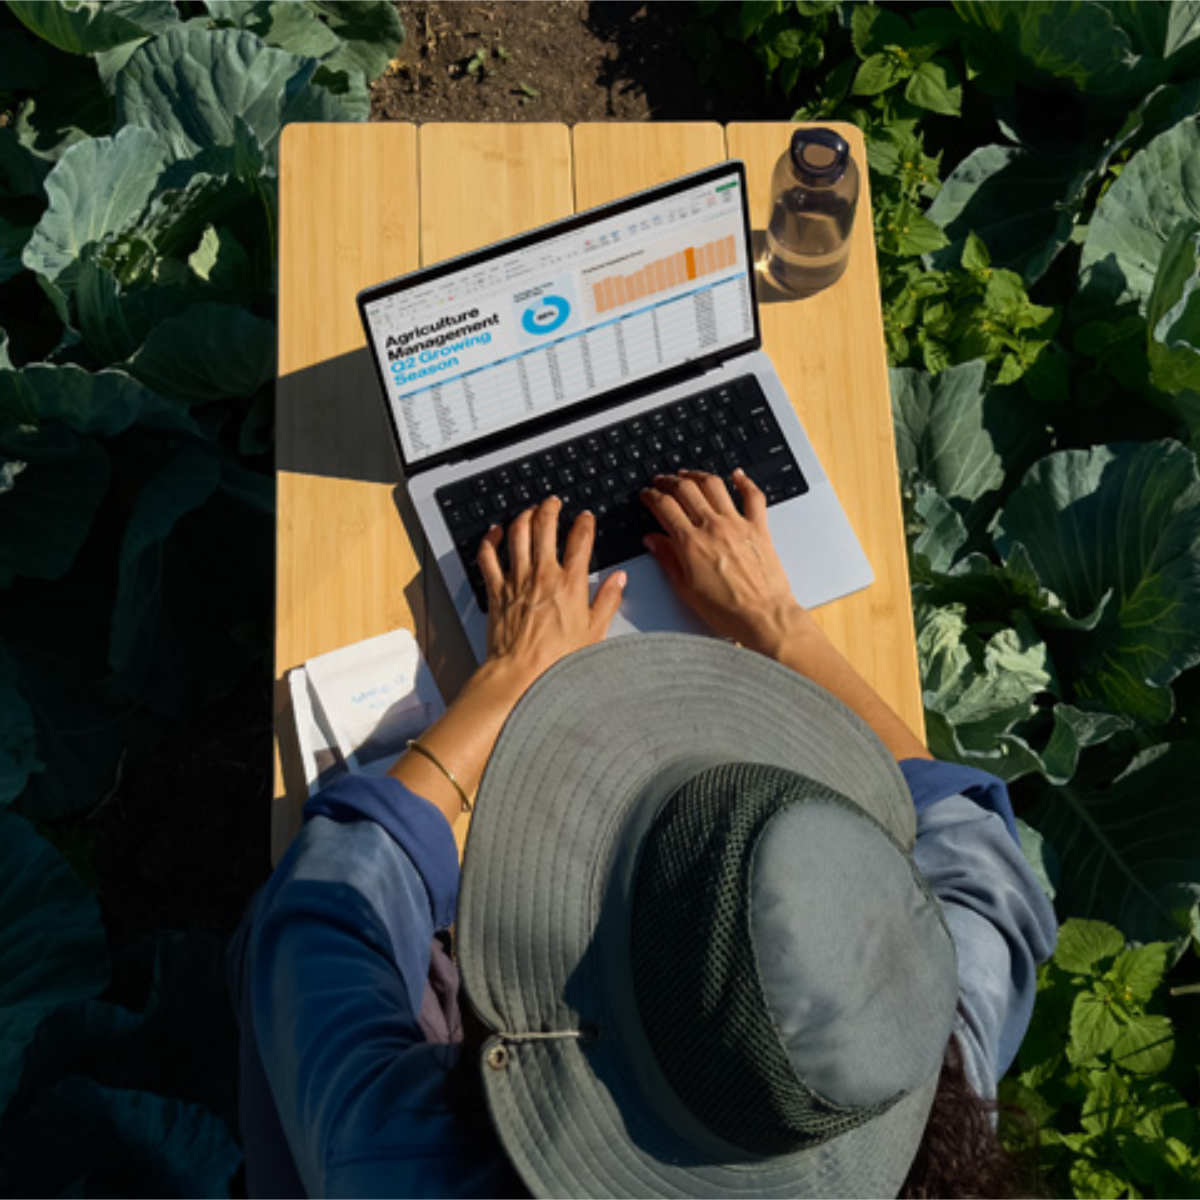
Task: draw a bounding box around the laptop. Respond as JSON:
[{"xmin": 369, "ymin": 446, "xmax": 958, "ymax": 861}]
[{"xmin": 357, "ymin": 160, "xmax": 872, "ymax": 663}]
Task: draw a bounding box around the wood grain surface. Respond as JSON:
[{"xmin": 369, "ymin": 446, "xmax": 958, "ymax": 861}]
[
  {"xmin": 275, "ymin": 123, "xmax": 423, "ymax": 861},
  {"xmin": 274, "ymin": 121, "xmax": 921, "ymax": 864},
  {"xmin": 725, "ymin": 121, "xmax": 923, "ymax": 744}
]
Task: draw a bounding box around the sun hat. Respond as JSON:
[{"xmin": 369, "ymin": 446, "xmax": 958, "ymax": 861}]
[{"xmin": 457, "ymin": 632, "xmax": 958, "ymax": 1198}]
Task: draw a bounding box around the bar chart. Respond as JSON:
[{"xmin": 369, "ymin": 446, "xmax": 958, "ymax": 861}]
[{"xmin": 591, "ymin": 234, "xmax": 737, "ymax": 314}]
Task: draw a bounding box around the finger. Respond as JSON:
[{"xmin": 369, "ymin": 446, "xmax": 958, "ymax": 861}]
[
  {"xmin": 733, "ymin": 467, "xmax": 767, "ymax": 526},
  {"xmin": 679, "ymin": 468, "xmax": 736, "ymax": 516},
  {"xmin": 640, "ymin": 485, "xmax": 695, "ymax": 541},
  {"xmin": 589, "ymin": 568, "xmax": 627, "ymax": 637},
  {"xmin": 532, "ymin": 494, "xmax": 563, "ymax": 574},
  {"xmin": 507, "ymin": 506, "xmax": 534, "ymax": 583},
  {"xmin": 562, "ymin": 508, "xmax": 595, "ymax": 577},
  {"xmin": 477, "ymin": 524, "xmax": 505, "ymax": 599},
  {"xmin": 642, "ymin": 532, "xmax": 685, "ymax": 590},
  {"xmin": 655, "ymin": 473, "xmax": 709, "ymax": 525}
]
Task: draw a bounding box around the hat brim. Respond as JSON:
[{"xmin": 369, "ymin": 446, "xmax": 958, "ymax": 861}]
[{"xmin": 458, "ymin": 633, "xmax": 941, "ymax": 1198}]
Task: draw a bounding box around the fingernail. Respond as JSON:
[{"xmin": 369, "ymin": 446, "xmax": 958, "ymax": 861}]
[
  {"xmin": 615, "ymin": 571, "xmax": 627, "ymax": 587},
  {"xmin": 488, "ymin": 523, "xmax": 499, "ymax": 532},
  {"xmin": 642, "ymin": 536, "xmax": 655, "ymax": 552},
  {"xmin": 733, "ymin": 467, "xmax": 745, "ymax": 478}
]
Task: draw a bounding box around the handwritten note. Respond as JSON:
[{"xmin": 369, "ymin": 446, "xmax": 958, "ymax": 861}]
[{"xmin": 304, "ymin": 629, "xmax": 444, "ymax": 771}]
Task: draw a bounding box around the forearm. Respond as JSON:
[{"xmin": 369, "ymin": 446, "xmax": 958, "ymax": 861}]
[
  {"xmin": 388, "ymin": 658, "xmax": 533, "ymax": 828},
  {"xmin": 751, "ymin": 607, "xmax": 932, "ymax": 762}
]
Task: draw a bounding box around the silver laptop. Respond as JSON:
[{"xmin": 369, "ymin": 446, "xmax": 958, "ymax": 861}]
[{"xmin": 357, "ymin": 161, "xmax": 871, "ymax": 663}]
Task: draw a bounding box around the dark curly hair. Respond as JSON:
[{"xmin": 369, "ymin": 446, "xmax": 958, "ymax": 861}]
[
  {"xmin": 900, "ymin": 1033, "xmax": 1049, "ymax": 1199},
  {"xmin": 448, "ymin": 1020, "xmax": 1048, "ymax": 1198}
]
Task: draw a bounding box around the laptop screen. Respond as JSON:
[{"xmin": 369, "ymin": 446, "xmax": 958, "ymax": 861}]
[{"xmin": 360, "ymin": 164, "xmax": 756, "ymax": 469}]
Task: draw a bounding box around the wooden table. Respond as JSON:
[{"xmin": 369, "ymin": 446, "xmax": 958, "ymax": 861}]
[{"xmin": 274, "ymin": 121, "xmax": 921, "ymax": 865}]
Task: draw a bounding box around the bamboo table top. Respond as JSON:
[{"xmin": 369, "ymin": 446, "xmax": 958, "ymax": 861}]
[{"xmin": 274, "ymin": 121, "xmax": 921, "ymax": 864}]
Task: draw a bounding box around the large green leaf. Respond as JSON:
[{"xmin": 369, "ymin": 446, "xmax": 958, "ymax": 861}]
[
  {"xmin": 0, "ymin": 426, "xmax": 109, "ymax": 584},
  {"xmin": 7, "ymin": 0, "xmax": 177, "ymax": 55},
  {"xmin": 15, "ymin": 932, "xmax": 239, "ymax": 1131},
  {"xmin": 914, "ymin": 597, "xmax": 1127, "ymax": 783},
  {"xmin": 0, "ymin": 810, "xmax": 109, "ymax": 1115},
  {"xmin": 114, "ymin": 24, "xmax": 368, "ymax": 169},
  {"xmin": 1078, "ymin": 117, "xmax": 1200, "ymax": 315},
  {"xmin": 0, "ymin": 648, "xmax": 39, "ymax": 808},
  {"xmin": 110, "ymin": 447, "xmax": 223, "ymax": 704},
  {"xmin": 109, "ymin": 447, "xmax": 271, "ymax": 716},
  {"xmin": 953, "ymin": 0, "xmax": 1155, "ymax": 95},
  {"xmin": 994, "ymin": 440, "xmax": 1200, "ymax": 723},
  {"xmin": 205, "ymin": 0, "xmax": 405, "ymax": 82},
  {"xmin": 1147, "ymin": 218, "xmax": 1200, "ymax": 397},
  {"xmin": 0, "ymin": 363, "xmax": 197, "ymax": 438},
  {"xmin": 20, "ymin": 126, "xmax": 169, "ymax": 294},
  {"xmin": 311, "ymin": 0, "xmax": 405, "ymax": 80},
  {"xmin": 1106, "ymin": 0, "xmax": 1200, "ymax": 65},
  {"xmin": 126, "ymin": 302, "xmax": 275, "ymax": 404},
  {"xmin": 892, "ymin": 359, "xmax": 1003, "ymax": 503},
  {"xmin": 0, "ymin": 1078, "xmax": 242, "ymax": 1197},
  {"xmin": 0, "ymin": 126, "xmax": 49, "ymax": 199},
  {"xmin": 917, "ymin": 600, "xmax": 1052, "ymax": 751},
  {"xmin": 1025, "ymin": 742, "xmax": 1200, "ymax": 959},
  {"xmin": 925, "ymin": 144, "xmax": 1085, "ymax": 284},
  {"xmin": 0, "ymin": 216, "xmax": 31, "ymax": 287}
]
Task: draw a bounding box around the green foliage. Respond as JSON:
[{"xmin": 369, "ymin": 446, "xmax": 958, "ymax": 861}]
[
  {"xmin": 999, "ymin": 918, "xmax": 1200, "ymax": 1197},
  {"xmin": 0, "ymin": 811, "xmax": 110, "ymax": 1116},
  {"xmin": 0, "ymin": 0, "xmax": 404, "ymax": 1190},
  {"xmin": 685, "ymin": 12, "xmax": 1200, "ymax": 1186}
]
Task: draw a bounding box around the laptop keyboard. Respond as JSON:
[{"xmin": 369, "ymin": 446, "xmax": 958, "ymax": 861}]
[{"xmin": 435, "ymin": 374, "xmax": 807, "ymax": 612}]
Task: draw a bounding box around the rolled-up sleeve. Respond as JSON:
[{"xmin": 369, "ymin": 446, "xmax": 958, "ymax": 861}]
[{"xmin": 900, "ymin": 760, "xmax": 1058, "ymax": 1105}]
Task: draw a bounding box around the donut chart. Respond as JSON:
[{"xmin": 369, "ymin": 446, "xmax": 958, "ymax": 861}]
[{"xmin": 521, "ymin": 294, "xmax": 570, "ymax": 335}]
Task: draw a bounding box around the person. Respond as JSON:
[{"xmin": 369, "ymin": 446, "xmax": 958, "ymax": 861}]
[{"xmin": 227, "ymin": 468, "xmax": 1059, "ymax": 1198}]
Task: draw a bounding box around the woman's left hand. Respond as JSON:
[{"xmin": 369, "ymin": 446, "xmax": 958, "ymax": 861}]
[{"xmin": 477, "ymin": 495, "xmax": 627, "ymax": 690}]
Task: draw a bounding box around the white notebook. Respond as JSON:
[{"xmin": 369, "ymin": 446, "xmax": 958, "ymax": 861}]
[{"xmin": 287, "ymin": 628, "xmax": 445, "ymax": 795}]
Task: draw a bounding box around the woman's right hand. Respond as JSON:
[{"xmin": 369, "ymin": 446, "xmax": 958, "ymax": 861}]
[{"xmin": 638, "ymin": 467, "xmax": 811, "ymax": 655}]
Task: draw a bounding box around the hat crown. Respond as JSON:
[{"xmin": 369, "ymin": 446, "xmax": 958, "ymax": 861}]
[{"xmin": 629, "ymin": 763, "xmax": 954, "ymax": 1156}]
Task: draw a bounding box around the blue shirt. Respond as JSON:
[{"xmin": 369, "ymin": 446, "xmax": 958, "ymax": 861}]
[{"xmin": 226, "ymin": 758, "xmax": 1058, "ymax": 1198}]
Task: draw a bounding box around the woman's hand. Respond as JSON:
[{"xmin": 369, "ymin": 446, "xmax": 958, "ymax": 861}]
[
  {"xmin": 639, "ymin": 468, "xmax": 810, "ymax": 655},
  {"xmin": 477, "ymin": 495, "xmax": 627, "ymax": 691}
]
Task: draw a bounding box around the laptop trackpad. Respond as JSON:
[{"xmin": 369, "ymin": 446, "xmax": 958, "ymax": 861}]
[{"xmin": 591, "ymin": 553, "xmax": 710, "ymax": 641}]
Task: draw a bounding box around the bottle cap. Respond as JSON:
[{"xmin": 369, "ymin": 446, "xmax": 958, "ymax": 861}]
[{"xmin": 789, "ymin": 128, "xmax": 850, "ymax": 186}]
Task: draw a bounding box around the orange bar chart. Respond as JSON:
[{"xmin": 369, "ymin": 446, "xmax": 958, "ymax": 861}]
[{"xmin": 591, "ymin": 234, "xmax": 736, "ymax": 314}]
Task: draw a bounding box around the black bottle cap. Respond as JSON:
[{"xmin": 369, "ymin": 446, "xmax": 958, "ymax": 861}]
[{"xmin": 789, "ymin": 128, "xmax": 850, "ymax": 186}]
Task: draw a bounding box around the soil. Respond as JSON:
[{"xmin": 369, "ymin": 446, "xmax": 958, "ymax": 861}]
[{"xmin": 371, "ymin": 1, "xmax": 778, "ymax": 123}]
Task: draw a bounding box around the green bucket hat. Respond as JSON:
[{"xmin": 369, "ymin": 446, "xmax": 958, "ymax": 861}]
[{"xmin": 458, "ymin": 633, "xmax": 958, "ymax": 1198}]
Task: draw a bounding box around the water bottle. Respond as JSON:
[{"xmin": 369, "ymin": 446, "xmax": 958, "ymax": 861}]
[{"xmin": 763, "ymin": 128, "xmax": 859, "ymax": 298}]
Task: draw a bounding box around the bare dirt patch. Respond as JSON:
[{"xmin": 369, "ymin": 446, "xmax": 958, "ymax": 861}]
[{"xmin": 371, "ymin": 1, "xmax": 776, "ymax": 123}]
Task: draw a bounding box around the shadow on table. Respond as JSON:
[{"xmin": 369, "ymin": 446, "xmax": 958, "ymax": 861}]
[
  {"xmin": 273, "ymin": 347, "xmax": 479, "ymax": 858},
  {"xmin": 276, "ymin": 346, "xmax": 399, "ymax": 483},
  {"xmin": 751, "ymin": 229, "xmax": 813, "ymax": 306},
  {"xmin": 275, "ymin": 342, "xmax": 477, "ymax": 694}
]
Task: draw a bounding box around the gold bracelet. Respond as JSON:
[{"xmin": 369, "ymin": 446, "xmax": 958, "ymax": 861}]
[{"xmin": 405, "ymin": 739, "xmax": 472, "ymax": 814}]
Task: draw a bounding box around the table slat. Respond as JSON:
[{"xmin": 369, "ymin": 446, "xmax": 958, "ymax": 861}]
[
  {"xmin": 725, "ymin": 122, "xmax": 922, "ymax": 738},
  {"xmin": 418, "ymin": 123, "xmax": 574, "ymax": 263},
  {"xmin": 416, "ymin": 122, "xmax": 576, "ymax": 857},
  {"xmin": 571, "ymin": 122, "xmax": 727, "ymax": 207},
  {"xmin": 274, "ymin": 123, "xmax": 423, "ymax": 862}
]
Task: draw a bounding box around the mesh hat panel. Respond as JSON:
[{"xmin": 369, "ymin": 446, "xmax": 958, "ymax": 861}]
[{"xmin": 629, "ymin": 763, "xmax": 899, "ymax": 1155}]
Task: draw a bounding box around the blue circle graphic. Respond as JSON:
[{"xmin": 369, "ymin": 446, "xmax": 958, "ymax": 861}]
[{"xmin": 521, "ymin": 294, "xmax": 570, "ymax": 335}]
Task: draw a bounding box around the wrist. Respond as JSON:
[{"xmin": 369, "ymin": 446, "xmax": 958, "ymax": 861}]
[
  {"xmin": 469, "ymin": 655, "xmax": 539, "ymax": 706},
  {"xmin": 743, "ymin": 602, "xmax": 820, "ymax": 661}
]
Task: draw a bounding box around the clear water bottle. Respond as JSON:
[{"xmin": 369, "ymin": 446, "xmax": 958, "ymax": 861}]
[{"xmin": 763, "ymin": 128, "xmax": 859, "ymax": 298}]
